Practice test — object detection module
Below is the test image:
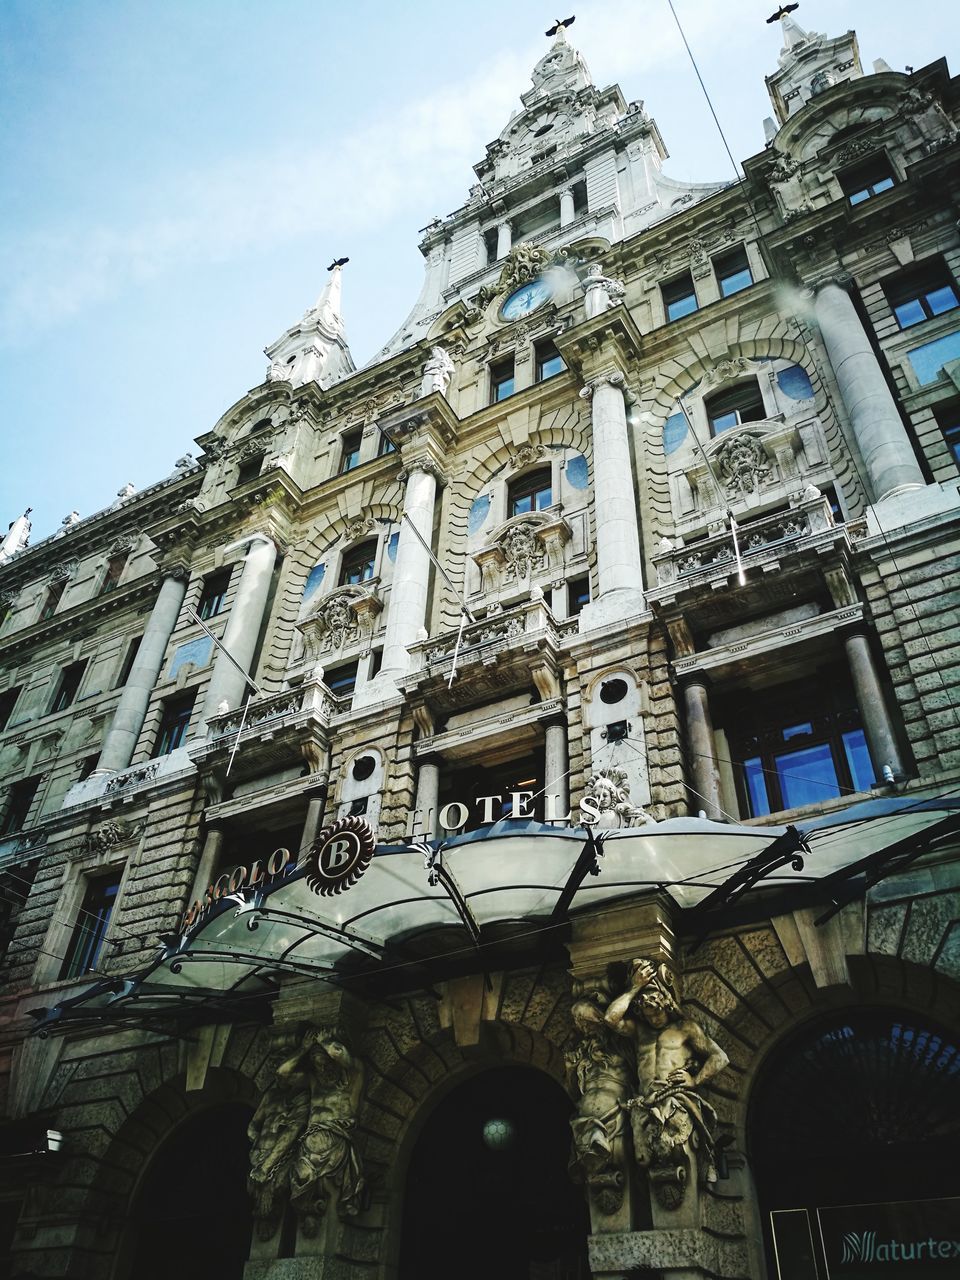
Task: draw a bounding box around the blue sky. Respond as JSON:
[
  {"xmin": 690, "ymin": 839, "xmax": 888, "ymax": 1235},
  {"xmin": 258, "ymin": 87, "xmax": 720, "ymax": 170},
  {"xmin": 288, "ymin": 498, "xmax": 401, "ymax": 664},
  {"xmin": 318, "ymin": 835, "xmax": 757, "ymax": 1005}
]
[{"xmin": 1, "ymin": 0, "xmax": 956, "ymax": 542}]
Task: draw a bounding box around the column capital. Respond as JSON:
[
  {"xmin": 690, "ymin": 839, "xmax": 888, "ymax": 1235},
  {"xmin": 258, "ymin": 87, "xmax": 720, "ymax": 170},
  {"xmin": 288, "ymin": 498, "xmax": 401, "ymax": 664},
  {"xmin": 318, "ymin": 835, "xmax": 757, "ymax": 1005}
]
[
  {"xmin": 398, "ymin": 453, "xmax": 447, "ymax": 487},
  {"xmin": 556, "ymin": 305, "xmax": 644, "ymax": 381},
  {"xmin": 223, "ymin": 530, "xmax": 278, "ymax": 557},
  {"xmin": 579, "ymin": 368, "xmax": 628, "ymax": 399},
  {"xmin": 159, "ymin": 560, "xmax": 191, "ymax": 582}
]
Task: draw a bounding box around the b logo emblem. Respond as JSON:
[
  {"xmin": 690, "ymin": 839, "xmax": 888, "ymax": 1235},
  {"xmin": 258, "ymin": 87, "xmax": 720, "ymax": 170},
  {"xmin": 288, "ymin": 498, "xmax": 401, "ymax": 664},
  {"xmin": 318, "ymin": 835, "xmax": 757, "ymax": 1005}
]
[{"xmin": 306, "ymin": 816, "xmax": 375, "ymax": 896}]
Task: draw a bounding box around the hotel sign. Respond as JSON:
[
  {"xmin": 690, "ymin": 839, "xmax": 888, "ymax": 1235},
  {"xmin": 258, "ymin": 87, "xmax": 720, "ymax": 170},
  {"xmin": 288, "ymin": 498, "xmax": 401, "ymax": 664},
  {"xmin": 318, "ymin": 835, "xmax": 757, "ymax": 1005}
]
[{"xmin": 305, "ymin": 816, "xmax": 375, "ymax": 896}]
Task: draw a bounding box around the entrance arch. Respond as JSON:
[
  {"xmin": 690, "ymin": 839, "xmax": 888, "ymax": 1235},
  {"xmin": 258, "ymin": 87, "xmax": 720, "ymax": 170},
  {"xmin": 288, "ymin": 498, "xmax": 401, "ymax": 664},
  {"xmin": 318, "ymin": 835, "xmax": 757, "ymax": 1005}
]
[
  {"xmin": 749, "ymin": 1007, "xmax": 960, "ymax": 1278},
  {"xmin": 398, "ymin": 1065, "xmax": 589, "ymax": 1280},
  {"xmin": 120, "ymin": 1100, "xmax": 254, "ymax": 1280}
]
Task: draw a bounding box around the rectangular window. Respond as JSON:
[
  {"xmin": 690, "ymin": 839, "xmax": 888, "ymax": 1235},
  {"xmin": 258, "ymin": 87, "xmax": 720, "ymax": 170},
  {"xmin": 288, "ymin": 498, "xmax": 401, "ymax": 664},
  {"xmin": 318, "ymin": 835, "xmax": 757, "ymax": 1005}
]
[
  {"xmin": 839, "ymin": 155, "xmax": 895, "ymax": 205},
  {"xmin": 377, "ymin": 430, "xmax": 397, "ymax": 457},
  {"xmin": 883, "ymin": 259, "xmax": 959, "ymax": 329},
  {"xmin": 198, "ymin": 570, "xmax": 231, "ymax": 621},
  {"xmin": 339, "ymin": 540, "xmax": 377, "ymax": 586},
  {"xmin": 705, "ymin": 381, "xmax": 766, "ymax": 435},
  {"xmin": 325, "ymin": 661, "xmax": 359, "ymax": 698},
  {"xmin": 935, "ymin": 402, "xmax": 960, "ymax": 464},
  {"xmin": 535, "ymin": 341, "xmax": 565, "ymax": 382},
  {"xmin": 152, "ymin": 692, "xmax": 197, "ymax": 757},
  {"xmin": 236, "ymin": 455, "xmax": 264, "ymax": 486},
  {"xmin": 39, "ymin": 579, "xmax": 67, "ymax": 621},
  {"xmin": 508, "ymin": 468, "xmax": 553, "ymax": 517},
  {"xmin": 490, "ymin": 357, "xmax": 516, "ymax": 403},
  {"xmin": 567, "ymin": 576, "xmax": 590, "ymax": 617},
  {"xmin": 662, "ymin": 272, "xmax": 698, "ymax": 322},
  {"xmin": 0, "ymin": 688, "xmax": 21, "ymax": 733},
  {"xmin": 59, "ymin": 872, "xmax": 121, "ymax": 980},
  {"xmin": 77, "ymin": 754, "xmax": 100, "ymax": 782},
  {"xmin": 0, "ymin": 776, "xmax": 41, "ymax": 837},
  {"xmin": 340, "ymin": 431, "xmax": 362, "ymax": 473},
  {"xmin": 51, "ymin": 660, "xmax": 87, "ymax": 714},
  {"xmin": 115, "ymin": 636, "xmax": 142, "ymax": 688},
  {"xmin": 721, "ymin": 668, "xmax": 876, "ymax": 818},
  {"xmin": 99, "ymin": 553, "xmax": 127, "ymax": 595},
  {"xmin": 714, "ymin": 245, "xmax": 754, "ymax": 298}
]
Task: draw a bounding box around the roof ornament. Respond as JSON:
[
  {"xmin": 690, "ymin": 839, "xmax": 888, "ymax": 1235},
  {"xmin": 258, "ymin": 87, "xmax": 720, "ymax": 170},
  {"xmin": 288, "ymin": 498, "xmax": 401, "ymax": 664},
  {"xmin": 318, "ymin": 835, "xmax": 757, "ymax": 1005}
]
[{"xmin": 545, "ymin": 15, "xmax": 575, "ymax": 38}]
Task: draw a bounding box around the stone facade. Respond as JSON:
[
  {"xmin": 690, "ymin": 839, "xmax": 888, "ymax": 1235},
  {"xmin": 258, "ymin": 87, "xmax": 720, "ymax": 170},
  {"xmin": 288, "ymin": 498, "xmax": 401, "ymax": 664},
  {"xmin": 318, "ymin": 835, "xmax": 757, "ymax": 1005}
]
[{"xmin": 0, "ymin": 17, "xmax": 959, "ymax": 1280}]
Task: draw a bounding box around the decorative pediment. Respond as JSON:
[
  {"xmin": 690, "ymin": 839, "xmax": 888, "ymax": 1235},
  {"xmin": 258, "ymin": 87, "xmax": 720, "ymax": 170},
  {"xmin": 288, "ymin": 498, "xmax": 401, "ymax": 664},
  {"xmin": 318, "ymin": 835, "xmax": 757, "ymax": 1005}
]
[
  {"xmin": 472, "ymin": 510, "xmax": 572, "ymax": 590},
  {"xmin": 297, "ymin": 583, "xmax": 383, "ymax": 657}
]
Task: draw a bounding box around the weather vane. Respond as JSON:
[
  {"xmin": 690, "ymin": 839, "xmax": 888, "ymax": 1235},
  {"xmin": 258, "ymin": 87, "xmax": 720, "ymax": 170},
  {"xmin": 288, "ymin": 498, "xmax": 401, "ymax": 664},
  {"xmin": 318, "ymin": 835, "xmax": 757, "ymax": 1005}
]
[
  {"xmin": 766, "ymin": 3, "xmax": 799, "ymax": 22},
  {"xmin": 327, "ymin": 257, "xmax": 349, "ymax": 271},
  {"xmin": 546, "ymin": 15, "xmax": 575, "ymax": 37}
]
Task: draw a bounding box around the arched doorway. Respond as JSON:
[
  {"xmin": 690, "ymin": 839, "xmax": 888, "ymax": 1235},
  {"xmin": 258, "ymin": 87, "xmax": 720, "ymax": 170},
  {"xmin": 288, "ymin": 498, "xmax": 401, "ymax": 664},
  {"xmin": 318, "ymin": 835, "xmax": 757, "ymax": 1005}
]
[
  {"xmin": 398, "ymin": 1065, "xmax": 589, "ymax": 1280},
  {"xmin": 121, "ymin": 1100, "xmax": 254, "ymax": 1280},
  {"xmin": 749, "ymin": 1008, "xmax": 960, "ymax": 1279}
]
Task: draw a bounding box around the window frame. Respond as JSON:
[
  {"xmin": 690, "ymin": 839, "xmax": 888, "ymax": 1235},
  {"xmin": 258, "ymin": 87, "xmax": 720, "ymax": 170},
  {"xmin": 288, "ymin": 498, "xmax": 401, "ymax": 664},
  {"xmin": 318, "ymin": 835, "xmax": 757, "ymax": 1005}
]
[
  {"xmin": 39, "ymin": 579, "xmax": 67, "ymax": 622},
  {"xmin": 235, "ymin": 454, "xmax": 264, "ymax": 486},
  {"xmin": 152, "ymin": 691, "xmax": 197, "ymax": 757},
  {"xmin": 99, "ymin": 552, "xmax": 128, "ymax": 596},
  {"xmin": 704, "ymin": 379, "xmax": 767, "ymax": 436},
  {"xmin": 934, "ymin": 401, "xmax": 960, "ymax": 466},
  {"xmin": 339, "ymin": 430, "xmax": 363, "ymax": 474},
  {"xmin": 567, "ymin": 575, "xmax": 590, "ymax": 617},
  {"xmin": 713, "ymin": 245, "xmax": 754, "ymax": 299},
  {"xmin": 325, "ymin": 660, "xmax": 359, "ymax": 698},
  {"xmin": 507, "ymin": 467, "xmax": 553, "ymax": 518},
  {"xmin": 535, "ymin": 340, "xmax": 565, "ymax": 382},
  {"xmin": 883, "ymin": 259, "xmax": 960, "ymax": 330},
  {"xmin": 0, "ymin": 687, "xmax": 21, "ymax": 733},
  {"xmin": 59, "ymin": 870, "xmax": 122, "ymax": 981},
  {"xmin": 0, "ymin": 775, "xmax": 41, "ymax": 837},
  {"xmin": 50, "ymin": 660, "xmax": 87, "ymax": 715},
  {"xmin": 662, "ymin": 272, "xmax": 698, "ymax": 323},
  {"xmin": 838, "ymin": 154, "xmax": 896, "ymax": 206},
  {"xmin": 490, "ymin": 357, "xmax": 516, "ymax": 404},
  {"xmin": 197, "ymin": 570, "xmax": 231, "ymax": 621},
  {"xmin": 338, "ymin": 539, "xmax": 378, "ymax": 587}
]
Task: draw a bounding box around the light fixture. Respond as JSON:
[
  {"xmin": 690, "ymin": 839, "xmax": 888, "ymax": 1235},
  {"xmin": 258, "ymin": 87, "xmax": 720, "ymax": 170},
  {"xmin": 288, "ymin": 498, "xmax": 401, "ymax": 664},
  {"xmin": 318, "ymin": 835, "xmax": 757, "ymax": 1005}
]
[{"xmin": 482, "ymin": 1117, "xmax": 515, "ymax": 1150}]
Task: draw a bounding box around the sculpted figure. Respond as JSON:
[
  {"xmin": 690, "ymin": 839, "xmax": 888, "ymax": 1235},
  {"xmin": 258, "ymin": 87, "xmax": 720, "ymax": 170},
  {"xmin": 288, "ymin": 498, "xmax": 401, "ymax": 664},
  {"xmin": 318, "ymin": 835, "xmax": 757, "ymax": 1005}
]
[
  {"xmin": 420, "ymin": 346, "xmax": 455, "ymax": 397},
  {"xmin": 566, "ymin": 993, "xmax": 633, "ymax": 1214},
  {"xmin": 247, "ymin": 1027, "xmax": 365, "ymax": 1238},
  {"xmin": 580, "ymin": 767, "xmax": 651, "ymax": 829},
  {"xmin": 605, "ymin": 959, "xmax": 728, "ymax": 1210}
]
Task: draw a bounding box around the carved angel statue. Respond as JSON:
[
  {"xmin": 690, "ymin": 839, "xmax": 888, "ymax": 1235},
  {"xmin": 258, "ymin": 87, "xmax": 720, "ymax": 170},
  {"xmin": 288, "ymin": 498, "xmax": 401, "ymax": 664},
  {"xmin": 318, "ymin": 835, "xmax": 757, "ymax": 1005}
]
[
  {"xmin": 566, "ymin": 991, "xmax": 633, "ymax": 1214},
  {"xmin": 248, "ymin": 1027, "xmax": 366, "ymax": 1238},
  {"xmin": 420, "ymin": 346, "xmax": 455, "ymax": 397},
  {"xmin": 604, "ymin": 959, "xmax": 728, "ymax": 1210},
  {"xmin": 580, "ymin": 767, "xmax": 651, "ymax": 829}
]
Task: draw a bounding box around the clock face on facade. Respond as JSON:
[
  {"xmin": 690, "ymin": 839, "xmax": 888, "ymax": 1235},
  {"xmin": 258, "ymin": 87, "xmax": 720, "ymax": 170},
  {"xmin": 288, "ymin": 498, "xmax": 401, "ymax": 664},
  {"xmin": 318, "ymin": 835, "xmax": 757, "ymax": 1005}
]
[{"xmin": 500, "ymin": 276, "xmax": 553, "ymax": 321}]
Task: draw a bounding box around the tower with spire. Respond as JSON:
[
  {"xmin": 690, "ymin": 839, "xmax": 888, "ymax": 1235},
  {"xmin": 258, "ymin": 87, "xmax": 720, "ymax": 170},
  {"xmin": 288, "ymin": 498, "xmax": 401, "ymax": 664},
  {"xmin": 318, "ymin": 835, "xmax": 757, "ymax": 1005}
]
[
  {"xmin": 263, "ymin": 260, "xmax": 355, "ymax": 389},
  {"xmin": 764, "ymin": 13, "xmax": 864, "ymax": 128}
]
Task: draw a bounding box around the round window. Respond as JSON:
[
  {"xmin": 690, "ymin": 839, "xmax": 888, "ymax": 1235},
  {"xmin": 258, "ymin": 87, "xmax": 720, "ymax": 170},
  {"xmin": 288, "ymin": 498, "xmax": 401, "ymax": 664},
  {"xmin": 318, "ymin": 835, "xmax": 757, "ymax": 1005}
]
[
  {"xmin": 351, "ymin": 755, "xmax": 376, "ymax": 782},
  {"xmin": 599, "ymin": 678, "xmax": 628, "ymax": 705}
]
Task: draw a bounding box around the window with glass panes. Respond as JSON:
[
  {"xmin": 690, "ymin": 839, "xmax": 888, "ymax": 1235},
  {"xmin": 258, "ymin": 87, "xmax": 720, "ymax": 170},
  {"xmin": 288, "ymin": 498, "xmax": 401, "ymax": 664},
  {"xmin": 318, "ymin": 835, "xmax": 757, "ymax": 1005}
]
[
  {"xmin": 198, "ymin": 570, "xmax": 231, "ymax": 620},
  {"xmin": 713, "ymin": 245, "xmax": 754, "ymax": 298},
  {"xmin": 60, "ymin": 872, "xmax": 121, "ymax": 980},
  {"xmin": 152, "ymin": 692, "xmax": 196, "ymax": 757},
  {"xmin": 662, "ymin": 272, "xmax": 698, "ymax": 322},
  {"xmin": 883, "ymin": 259, "xmax": 959, "ymax": 329},
  {"xmin": 51, "ymin": 660, "xmax": 87, "ymax": 714},
  {"xmin": 39, "ymin": 579, "xmax": 66, "ymax": 621},
  {"xmin": 340, "ymin": 431, "xmax": 362, "ymax": 473},
  {"xmin": 0, "ymin": 776, "xmax": 40, "ymax": 837},
  {"xmin": 567, "ymin": 576, "xmax": 590, "ymax": 616},
  {"xmin": 839, "ymin": 155, "xmax": 895, "ymax": 205},
  {"xmin": 325, "ymin": 661, "xmax": 359, "ymax": 697},
  {"xmin": 0, "ymin": 687, "xmax": 21, "ymax": 732},
  {"xmin": 705, "ymin": 380, "xmax": 766, "ymax": 435},
  {"xmin": 935, "ymin": 402, "xmax": 960, "ymax": 465},
  {"xmin": 490, "ymin": 357, "xmax": 516, "ymax": 403},
  {"xmin": 720, "ymin": 668, "xmax": 876, "ymax": 818},
  {"xmin": 99, "ymin": 553, "xmax": 127, "ymax": 595},
  {"xmin": 339, "ymin": 540, "xmax": 377, "ymax": 586},
  {"xmin": 508, "ymin": 468, "xmax": 553, "ymax": 517},
  {"xmin": 535, "ymin": 341, "xmax": 565, "ymax": 381}
]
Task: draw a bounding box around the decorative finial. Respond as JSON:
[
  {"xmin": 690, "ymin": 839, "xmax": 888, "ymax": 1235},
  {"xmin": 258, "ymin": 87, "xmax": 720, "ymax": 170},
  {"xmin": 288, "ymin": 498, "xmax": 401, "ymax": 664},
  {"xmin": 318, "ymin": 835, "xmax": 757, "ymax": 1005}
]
[
  {"xmin": 545, "ymin": 15, "xmax": 574, "ymax": 37},
  {"xmin": 766, "ymin": 2, "xmax": 798, "ymax": 21}
]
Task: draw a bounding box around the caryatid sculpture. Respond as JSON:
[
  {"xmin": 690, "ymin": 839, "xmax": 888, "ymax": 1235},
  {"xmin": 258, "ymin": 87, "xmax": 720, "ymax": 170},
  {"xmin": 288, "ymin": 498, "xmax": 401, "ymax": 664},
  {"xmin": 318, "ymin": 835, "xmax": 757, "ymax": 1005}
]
[
  {"xmin": 420, "ymin": 346, "xmax": 455, "ymax": 397},
  {"xmin": 248, "ymin": 1026, "xmax": 366, "ymax": 1238},
  {"xmin": 604, "ymin": 959, "xmax": 729, "ymax": 1210}
]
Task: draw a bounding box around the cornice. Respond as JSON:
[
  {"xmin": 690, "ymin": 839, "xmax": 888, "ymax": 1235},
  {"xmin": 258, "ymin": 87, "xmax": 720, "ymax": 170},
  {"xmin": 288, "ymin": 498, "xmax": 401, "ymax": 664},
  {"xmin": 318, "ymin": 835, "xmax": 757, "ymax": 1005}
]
[
  {"xmin": 554, "ymin": 302, "xmax": 645, "ymax": 377},
  {"xmin": 0, "ymin": 576, "xmax": 163, "ymax": 659}
]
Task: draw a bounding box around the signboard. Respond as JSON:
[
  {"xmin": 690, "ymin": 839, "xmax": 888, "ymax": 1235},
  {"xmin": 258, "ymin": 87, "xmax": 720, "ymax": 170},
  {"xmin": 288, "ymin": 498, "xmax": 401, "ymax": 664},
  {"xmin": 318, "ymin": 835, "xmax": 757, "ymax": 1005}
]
[
  {"xmin": 818, "ymin": 1198, "xmax": 960, "ymax": 1278},
  {"xmin": 306, "ymin": 815, "xmax": 375, "ymax": 896}
]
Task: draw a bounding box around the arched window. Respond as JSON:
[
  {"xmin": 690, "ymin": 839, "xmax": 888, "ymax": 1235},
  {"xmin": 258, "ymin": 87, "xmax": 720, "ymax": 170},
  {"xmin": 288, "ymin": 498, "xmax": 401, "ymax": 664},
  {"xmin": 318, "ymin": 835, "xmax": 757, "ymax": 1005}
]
[
  {"xmin": 338, "ymin": 539, "xmax": 377, "ymax": 586},
  {"xmin": 705, "ymin": 380, "xmax": 766, "ymax": 435},
  {"xmin": 507, "ymin": 467, "xmax": 552, "ymax": 517}
]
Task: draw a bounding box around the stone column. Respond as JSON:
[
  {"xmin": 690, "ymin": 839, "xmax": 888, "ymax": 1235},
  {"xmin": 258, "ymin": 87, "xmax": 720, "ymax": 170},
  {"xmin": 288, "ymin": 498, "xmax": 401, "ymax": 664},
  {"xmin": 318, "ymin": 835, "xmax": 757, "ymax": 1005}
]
[
  {"xmin": 559, "ymin": 186, "xmax": 576, "ymax": 228},
  {"xmin": 96, "ymin": 568, "xmax": 188, "ymax": 773},
  {"xmin": 844, "ymin": 631, "xmax": 906, "ymax": 780},
  {"xmin": 496, "ymin": 220, "xmax": 513, "ymax": 260},
  {"xmin": 200, "ymin": 534, "xmax": 278, "ymax": 728},
  {"xmin": 813, "ymin": 282, "xmax": 924, "ymax": 501},
  {"xmin": 683, "ymin": 679, "xmax": 724, "ymax": 821},
  {"xmin": 414, "ymin": 756, "xmax": 440, "ymax": 839},
  {"xmin": 301, "ymin": 791, "xmax": 327, "ymax": 853},
  {"xmin": 577, "ymin": 373, "xmax": 646, "ymax": 628},
  {"xmin": 187, "ymin": 822, "xmax": 225, "ymax": 908},
  {"xmin": 543, "ymin": 718, "xmax": 570, "ymax": 822},
  {"xmin": 356, "ymin": 461, "xmax": 441, "ymax": 706}
]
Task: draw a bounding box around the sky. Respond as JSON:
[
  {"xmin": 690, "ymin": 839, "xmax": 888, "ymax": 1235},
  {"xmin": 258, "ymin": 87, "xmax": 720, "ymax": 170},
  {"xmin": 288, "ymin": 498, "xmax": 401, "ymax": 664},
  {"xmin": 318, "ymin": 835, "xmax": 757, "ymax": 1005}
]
[{"xmin": 1, "ymin": 0, "xmax": 957, "ymax": 544}]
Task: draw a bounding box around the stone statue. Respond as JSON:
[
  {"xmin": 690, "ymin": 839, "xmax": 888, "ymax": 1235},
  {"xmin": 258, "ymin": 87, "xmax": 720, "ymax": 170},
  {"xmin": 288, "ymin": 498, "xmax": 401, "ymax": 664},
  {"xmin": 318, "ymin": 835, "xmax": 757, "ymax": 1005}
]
[
  {"xmin": 420, "ymin": 346, "xmax": 455, "ymax": 397},
  {"xmin": 580, "ymin": 767, "xmax": 651, "ymax": 829},
  {"xmin": 604, "ymin": 959, "xmax": 728, "ymax": 1210},
  {"xmin": 715, "ymin": 433, "xmax": 771, "ymax": 497},
  {"xmin": 566, "ymin": 991, "xmax": 633, "ymax": 1214},
  {"xmin": 583, "ymin": 262, "xmax": 626, "ymax": 318},
  {"xmin": 248, "ymin": 1026, "xmax": 366, "ymax": 1238}
]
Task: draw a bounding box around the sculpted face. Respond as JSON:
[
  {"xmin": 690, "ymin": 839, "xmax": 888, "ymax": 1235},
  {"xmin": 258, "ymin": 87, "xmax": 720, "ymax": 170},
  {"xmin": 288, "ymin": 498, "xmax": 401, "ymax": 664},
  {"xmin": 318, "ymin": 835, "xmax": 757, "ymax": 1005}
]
[{"xmin": 639, "ymin": 989, "xmax": 670, "ymax": 1028}]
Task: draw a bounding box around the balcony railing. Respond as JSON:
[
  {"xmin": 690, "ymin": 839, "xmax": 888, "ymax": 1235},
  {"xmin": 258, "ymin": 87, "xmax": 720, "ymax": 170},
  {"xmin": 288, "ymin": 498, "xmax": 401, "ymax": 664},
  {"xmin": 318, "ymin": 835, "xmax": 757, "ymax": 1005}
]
[
  {"xmin": 406, "ymin": 597, "xmax": 577, "ymax": 684},
  {"xmin": 203, "ymin": 678, "xmax": 334, "ymax": 742}
]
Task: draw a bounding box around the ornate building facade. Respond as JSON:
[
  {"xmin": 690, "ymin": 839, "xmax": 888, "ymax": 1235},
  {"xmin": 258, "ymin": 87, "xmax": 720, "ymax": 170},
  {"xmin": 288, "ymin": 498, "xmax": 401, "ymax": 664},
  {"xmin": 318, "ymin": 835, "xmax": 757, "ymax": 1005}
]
[{"xmin": 0, "ymin": 16, "xmax": 958, "ymax": 1280}]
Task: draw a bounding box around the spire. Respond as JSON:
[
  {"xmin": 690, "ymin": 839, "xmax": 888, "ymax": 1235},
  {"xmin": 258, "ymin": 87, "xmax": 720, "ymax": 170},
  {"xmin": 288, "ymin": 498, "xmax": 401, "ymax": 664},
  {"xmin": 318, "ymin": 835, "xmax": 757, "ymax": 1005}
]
[
  {"xmin": 780, "ymin": 14, "xmax": 810, "ymax": 54},
  {"xmin": 264, "ymin": 259, "xmax": 355, "ymax": 390},
  {"xmin": 765, "ymin": 11, "xmax": 864, "ymax": 127}
]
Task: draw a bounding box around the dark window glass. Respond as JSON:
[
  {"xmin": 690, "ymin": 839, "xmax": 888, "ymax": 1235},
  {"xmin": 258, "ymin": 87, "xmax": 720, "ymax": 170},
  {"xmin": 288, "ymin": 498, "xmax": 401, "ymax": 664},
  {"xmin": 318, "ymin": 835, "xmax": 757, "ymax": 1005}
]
[
  {"xmin": 568, "ymin": 576, "xmax": 590, "ymax": 617},
  {"xmin": 339, "ymin": 540, "xmax": 377, "ymax": 586},
  {"xmin": 325, "ymin": 662, "xmax": 359, "ymax": 697},
  {"xmin": 705, "ymin": 380, "xmax": 766, "ymax": 435},
  {"xmin": 714, "ymin": 245, "xmax": 754, "ymax": 298},
  {"xmin": 662, "ymin": 272, "xmax": 698, "ymax": 322},
  {"xmin": 535, "ymin": 341, "xmax": 565, "ymax": 382},
  {"xmin": 198, "ymin": 571, "xmax": 231, "ymax": 621},
  {"xmin": 721, "ymin": 668, "xmax": 877, "ymax": 818},
  {"xmin": 340, "ymin": 432, "xmax": 362, "ymax": 473},
  {"xmin": 0, "ymin": 776, "xmax": 41, "ymax": 837},
  {"xmin": 490, "ymin": 358, "xmax": 516, "ymax": 403},
  {"xmin": 508, "ymin": 468, "xmax": 553, "ymax": 517},
  {"xmin": 115, "ymin": 636, "xmax": 142, "ymax": 688},
  {"xmin": 934, "ymin": 402, "xmax": 960, "ymax": 465},
  {"xmin": 883, "ymin": 259, "xmax": 960, "ymax": 329},
  {"xmin": 51, "ymin": 660, "xmax": 87, "ymax": 714},
  {"xmin": 39, "ymin": 579, "xmax": 66, "ymax": 621},
  {"xmin": 820, "ymin": 484, "xmax": 845, "ymax": 523},
  {"xmin": 839, "ymin": 155, "xmax": 895, "ymax": 205},
  {"xmin": 0, "ymin": 687, "xmax": 21, "ymax": 732},
  {"xmin": 60, "ymin": 872, "xmax": 121, "ymax": 980},
  {"xmin": 236, "ymin": 455, "xmax": 263, "ymax": 486},
  {"xmin": 251, "ymin": 417, "xmax": 272, "ymax": 433},
  {"xmin": 77, "ymin": 754, "xmax": 99, "ymax": 782},
  {"xmin": 100, "ymin": 553, "xmax": 127, "ymax": 595},
  {"xmin": 378, "ymin": 430, "xmax": 397, "ymax": 457},
  {"xmin": 152, "ymin": 692, "xmax": 196, "ymax": 757}
]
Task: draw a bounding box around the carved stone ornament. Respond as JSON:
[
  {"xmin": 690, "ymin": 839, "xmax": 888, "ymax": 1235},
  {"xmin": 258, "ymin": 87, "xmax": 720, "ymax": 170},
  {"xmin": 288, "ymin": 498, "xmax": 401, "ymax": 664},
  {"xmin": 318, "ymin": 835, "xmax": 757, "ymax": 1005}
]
[
  {"xmin": 0, "ymin": 588, "xmax": 19, "ymax": 609},
  {"xmin": 247, "ymin": 1024, "xmax": 365, "ymax": 1240},
  {"xmin": 714, "ymin": 432, "xmax": 771, "ymax": 497},
  {"xmin": 109, "ymin": 532, "xmax": 139, "ymax": 555},
  {"xmin": 497, "ymin": 241, "xmax": 555, "ymax": 295},
  {"xmin": 566, "ymin": 988, "xmax": 632, "ymax": 1214},
  {"xmin": 834, "ymin": 137, "xmax": 877, "ymax": 166},
  {"xmin": 299, "ymin": 584, "xmax": 382, "ymax": 656},
  {"xmin": 343, "ymin": 515, "xmax": 373, "ymax": 544},
  {"xmin": 700, "ymin": 356, "xmax": 754, "ymax": 390},
  {"xmin": 419, "ymin": 346, "xmax": 455, "ymax": 398},
  {"xmin": 580, "ymin": 767, "xmax": 651, "ymax": 829},
  {"xmin": 603, "ymin": 958, "xmax": 729, "ymax": 1211},
  {"xmin": 47, "ymin": 559, "xmax": 78, "ymax": 583},
  {"xmin": 500, "ymin": 520, "xmax": 544, "ymax": 579},
  {"xmin": 238, "ymin": 440, "xmax": 267, "ymax": 464},
  {"xmin": 397, "ymin": 456, "xmax": 447, "ymax": 486},
  {"xmin": 507, "ymin": 442, "xmax": 546, "ymax": 472},
  {"xmin": 202, "ymin": 437, "xmax": 227, "ymax": 462},
  {"xmin": 83, "ymin": 819, "xmax": 143, "ymax": 853}
]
